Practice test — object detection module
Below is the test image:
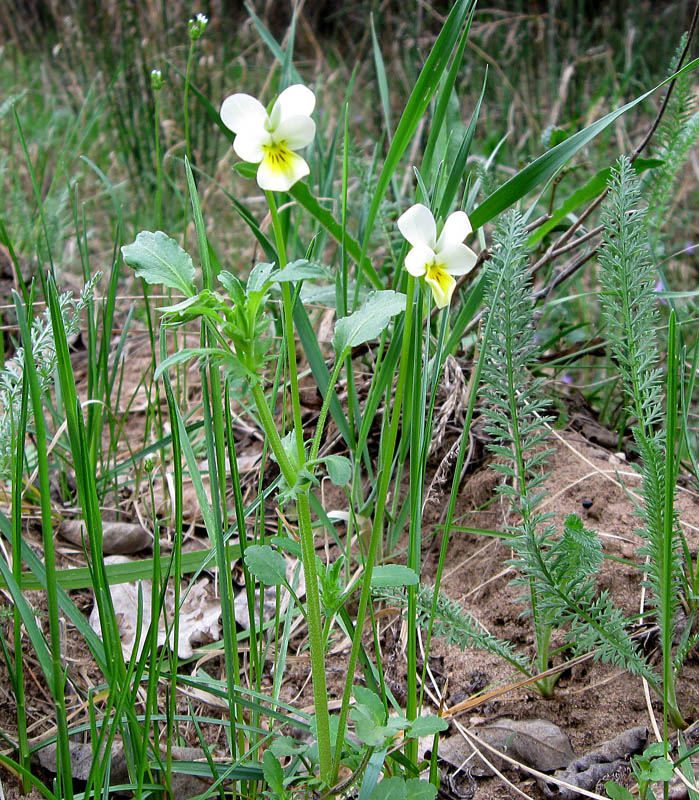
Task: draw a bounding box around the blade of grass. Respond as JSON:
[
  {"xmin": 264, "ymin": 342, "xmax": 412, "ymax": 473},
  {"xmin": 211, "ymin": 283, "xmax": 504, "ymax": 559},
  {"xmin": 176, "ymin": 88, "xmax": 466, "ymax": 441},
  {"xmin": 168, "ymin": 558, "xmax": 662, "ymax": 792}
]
[
  {"xmin": 13, "ymin": 289, "xmax": 72, "ymax": 800},
  {"xmin": 360, "ymin": 0, "xmax": 476, "ymax": 260},
  {"xmin": 421, "ymin": 5, "xmax": 475, "ymax": 184},
  {"xmin": 470, "ymin": 57, "xmax": 699, "ymax": 229},
  {"xmin": 45, "ymin": 274, "xmax": 123, "ymax": 672},
  {"xmin": 11, "ymin": 374, "xmax": 30, "ymax": 790},
  {"xmin": 436, "ymin": 66, "xmax": 486, "ymax": 221},
  {"xmin": 0, "ymin": 754, "xmax": 55, "ymax": 800},
  {"xmin": 244, "ymin": 1, "xmax": 302, "ymax": 85},
  {"xmin": 0, "ymin": 546, "xmax": 242, "ymax": 591}
]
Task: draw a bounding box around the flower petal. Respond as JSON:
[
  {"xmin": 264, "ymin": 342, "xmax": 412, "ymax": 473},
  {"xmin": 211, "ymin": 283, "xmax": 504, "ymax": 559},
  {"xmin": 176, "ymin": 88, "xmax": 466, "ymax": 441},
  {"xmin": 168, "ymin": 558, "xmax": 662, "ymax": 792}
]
[
  {"xmin": 439, "ymin": 244, "xmax": 478, "ymax": 276},
  {"xmin": 232, "ymin": 130, "xmax": 269, "ymax": 164},
  {"xmin": 436, "ymin": 210, "xmax": 472, "ymax": 249},
  {"xmin": 220, "ymin": 93, "xmax": 268, "ymax": 134},
  {"xmin": 271, "ymin": 84, "xmax": 316, "ymax": 124},
  {"xmin": 274, "ymin": 115, "xmax": 316, "ymax": 149},
  {"xmin": 256, "ymin": 147, "xmax": 310, "ymax": 191},
  {"xmin": 397, "ymin": 204, "xmax": 437, "ymax": 249},
  {"xmin": 404, "ymin": 245, "xmax": 432, "ymax": 277},
  {"xmin": 424, "ymin": 267, "xmax": 456, "ymax": 309}
]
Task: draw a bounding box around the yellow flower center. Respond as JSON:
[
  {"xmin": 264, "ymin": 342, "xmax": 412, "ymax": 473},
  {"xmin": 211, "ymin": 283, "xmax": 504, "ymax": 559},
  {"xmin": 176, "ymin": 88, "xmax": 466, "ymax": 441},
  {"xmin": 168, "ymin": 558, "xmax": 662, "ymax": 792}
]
[
  {"xmin": 426, "ymin": 263, "xmax": 451, "ymax": 295},
  {"xmin": 262, "ymin": 142, "xmax": 294, "ymax": 169}
]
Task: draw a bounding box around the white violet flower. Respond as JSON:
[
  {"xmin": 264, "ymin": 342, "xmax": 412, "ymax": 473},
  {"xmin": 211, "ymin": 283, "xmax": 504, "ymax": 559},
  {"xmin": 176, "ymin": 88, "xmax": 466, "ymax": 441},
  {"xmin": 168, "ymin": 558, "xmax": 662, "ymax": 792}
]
[
  {"xmin": 220, "ymin": 84, "xmax": 316, "ymax": 192},
  {"xmin": 397, "ymin": 203, "xmax": 478, "ymax": 308}
]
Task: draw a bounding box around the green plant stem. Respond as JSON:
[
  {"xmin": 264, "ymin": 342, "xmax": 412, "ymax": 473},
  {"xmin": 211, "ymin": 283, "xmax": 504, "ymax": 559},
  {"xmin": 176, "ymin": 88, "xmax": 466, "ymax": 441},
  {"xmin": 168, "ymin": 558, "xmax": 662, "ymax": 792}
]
[
  {"xmin": 249, "ymin": 383, "xmax": 296, "ymax": 486},
  {"xmin": 160, "ymin": 341, "xmax": 184, "ymax": 798},
  {"xmin": 264, "ymin": 187, "xmax": 333, "ymax": 780},
  {"xmin": 406, "ymin": 289, "xmax": 430, "ymax": 767},
  {"xmin": 296, "ymin": 492, "xmax": 332, "ymax": 781},
  {"xmin": 416, "ymin": 308, "xmax": 449, "ymax": 721},
  {"xmin": 153, "ymin": 87, "xmax": 163, "ymax": 229},
  {"xmin": 183, "ymin": 41, "xmax": 195, "ymax": 166},
  {"xmin": 331, "ymin": 277, "xmax": 416, "ymax": 784},
  {"xmin": 502, "ymin": 297, "xmax": 553, "ymax": 696},
  {"xmin": 224, "ymin": 381, "xmax": 254, "ymax": 757},
  {"xmin": 249, "ymin": 377, "xmax": 333, "ymax": 784},
  {"xmin": 200, "ymin": 364, "xmax": 240, "ymax": 759},
  {"xmin": 136, "ymin": 468, "xmax": 168, "ymax": 799},
  {"xmin": 663, "ymin": 311, "xmax": 681, "ymax": 738},
  {"xmin": 266, "ymin": 191, "xmax": 305, "ymax": 460},
  {"xmin": 11, "ymin": 379, "xmax": 29, "ymax": 792},
  {"xmin": 310, "ymin": 358, "xmax": 344, "ymax": 462}
]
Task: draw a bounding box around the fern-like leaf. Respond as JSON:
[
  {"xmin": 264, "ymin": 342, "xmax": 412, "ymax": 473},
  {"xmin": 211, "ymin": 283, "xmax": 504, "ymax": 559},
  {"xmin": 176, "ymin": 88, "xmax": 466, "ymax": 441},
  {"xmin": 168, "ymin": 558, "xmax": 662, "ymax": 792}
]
[
  {"xmin": 376, "ymin": 585, "xmax": 531, "ymax": 676},
  {"xmin": 646, "ymin": 34, "xmax": 699, "ymax": 245},
  {"xmin": 597, "ymin": 155, "xmax": 682, "ymax": 649}
]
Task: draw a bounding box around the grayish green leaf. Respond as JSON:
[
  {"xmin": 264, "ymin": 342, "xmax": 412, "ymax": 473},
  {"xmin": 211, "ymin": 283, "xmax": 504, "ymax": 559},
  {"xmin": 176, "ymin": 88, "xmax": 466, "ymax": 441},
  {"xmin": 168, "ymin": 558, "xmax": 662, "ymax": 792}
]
[
  {"xmin": 262, "ymin": 750, "xmax": 285, "ymax": 793},
  {"xmin": 323, "ymin": 454, "xmax": 352, "ymax": 486},
  {"xmin": 354, "ymin": 686, "xmax": 385, "ymax": 723},
  {"xmin": 121, "ymin": 231, "xmax": 195, "ymax": 297},
  {"xmin": 270, "ymin": 736, "xmax": 308, "ymax": 757},
  {"xmin": 276, "ymin": 260, "xmax": 328, "ymax": 282},
  {"xmin": 247, "ymin": 261, "xmax": 276, "ymax": 293},
  {"xmin": 371, "ymin": 565, "xmax": 419, "ymax": 588},
  {"xmin": 371, "ymin": 777, "xmax": 406, "ymax": 800},
  {"xmin": 333, "ymin": 291, "xmax": 406, "ymax": 356},
  {"xmin": 351, "ymin": 707, "xmax": 388, "ymax": 747},
  {"xmin": 405, "ymin": 779, "xmax": 438, "ymax": 800},
  {"xmin": 407, "ymin": 715, "xmax": 448, "ymax": 738},
  {"xmin": 244, "ymin": 545, "xmax": 287, "ymax": 587}
]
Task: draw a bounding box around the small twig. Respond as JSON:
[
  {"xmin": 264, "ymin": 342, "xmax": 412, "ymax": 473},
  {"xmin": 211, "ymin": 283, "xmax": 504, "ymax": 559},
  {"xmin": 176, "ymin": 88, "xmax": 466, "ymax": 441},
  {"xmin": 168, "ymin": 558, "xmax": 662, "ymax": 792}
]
[
  {"xmin": 495, "ymin": 2, "xmax": 699, "ymax": 306},
  {"xmin": 532, "ymin": 247, "xmax": 599, "ymax": 303},
  {"xmin": 530, "ymin": 224, "xmax": 604, "ymax": 277},
  {"xmin": 524, "ymin": 212, "xmax": 553, "ymax": 233},
  {"xmin": 630, "ymin": 1, "xmax": 699, "ymax": 162}
]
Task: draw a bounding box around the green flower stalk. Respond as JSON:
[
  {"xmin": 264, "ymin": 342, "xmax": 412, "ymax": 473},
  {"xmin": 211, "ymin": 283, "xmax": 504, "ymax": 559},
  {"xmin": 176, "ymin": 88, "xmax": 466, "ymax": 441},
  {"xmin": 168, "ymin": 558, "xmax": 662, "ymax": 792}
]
[
  {"xmin": 184, "ymin": 12, "xmax": 208, "ymax": 164},
  {"xmin": 220, "ymin": 81, "xmax": 333, "ymax": 785},
  {"xmin": 151, "ymin": 68, "xmax": 164, "ymax": 229}
]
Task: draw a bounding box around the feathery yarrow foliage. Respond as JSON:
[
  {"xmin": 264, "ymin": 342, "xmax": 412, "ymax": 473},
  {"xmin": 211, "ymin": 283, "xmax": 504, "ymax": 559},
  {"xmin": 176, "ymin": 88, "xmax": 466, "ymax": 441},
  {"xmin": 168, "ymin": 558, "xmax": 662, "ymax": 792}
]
[
  {"xmin": 646, "ymin": 34, "xmax": 699, "ymax": 245},
  {"xmin": 599, "ymin": 156, "xmax": 663, "ymax": 436},
  {"xmin": 598, "ymin": 155, "xmax": 682, "ymax": 665},
  {"xmin": 0, "ymin": 274, "xmax": 100, "ymax": 481},
  {"xmin": 480, "ymin": 210, "xmax": 554, "ymax": 556},
  {"xmin": 478, "ymin": 210, "xmax": 559, "ymax": 689},
  {"xmin": 523, "ymin": 514, "xmax": 655, "ymax": 683},
  {"xmin": 376, "ymin": 585, "xmax": 530, "ymax": 675},
  {"xmin": 478, "ymin": 210, "xmax": 653, "ymax": 690}
]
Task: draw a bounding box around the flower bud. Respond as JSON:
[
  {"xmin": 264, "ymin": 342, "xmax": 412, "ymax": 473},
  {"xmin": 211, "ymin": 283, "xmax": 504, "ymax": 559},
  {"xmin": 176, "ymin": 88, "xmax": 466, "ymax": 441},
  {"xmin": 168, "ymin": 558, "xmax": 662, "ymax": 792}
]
[
  {"xmin": 150, "ymin": 69, "xmax": 164, "ymax": 91},
  {"xmin": 188, "ymin": 12, "xmax": 208, "ymax": 41}
]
